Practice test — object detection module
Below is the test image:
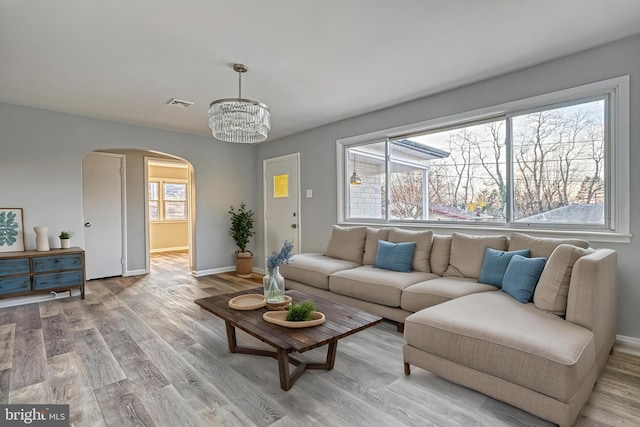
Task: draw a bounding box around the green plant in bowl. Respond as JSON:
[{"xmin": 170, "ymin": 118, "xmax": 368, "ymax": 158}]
[{"xmin": 286, "ymin": 300, "xmax": 316, "ymax": 322}]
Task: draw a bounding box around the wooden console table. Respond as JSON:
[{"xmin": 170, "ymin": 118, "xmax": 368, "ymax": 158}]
[{"xmin": 0, "ymin": 247, "xmax": 86, "ymax": 299}]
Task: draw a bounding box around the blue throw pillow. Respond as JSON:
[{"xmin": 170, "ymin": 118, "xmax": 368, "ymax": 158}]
[
  {"xmin": 478, "ymin": 248, "xmax": 531, "ymax": 287},
  {"xmin": 374, "ymin": 240, "xmax": 416, "ymax": 273},
  {"xmin": 501, "ymin": 255, "xmax": 547, "ymax": 303}
]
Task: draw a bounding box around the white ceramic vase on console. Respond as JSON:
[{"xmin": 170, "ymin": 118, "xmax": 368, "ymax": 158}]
[{"xmin": 34, "ymin": 226, "xmax": 49, "ymax": 251}]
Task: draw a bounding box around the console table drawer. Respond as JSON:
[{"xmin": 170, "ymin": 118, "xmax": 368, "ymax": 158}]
[
  {"xmin": 34, "ymin": 270, "xmax": 83, "ymax": 291},
  {"xmin": 0, "ymin": 258, "xmax": 30, "ymax": 275},
  {"xmin": 33, "ymin": 254, "xmax": 83, "ymax": 272},
  {"xmin": 0, "ymin": 276, "xmax": 31, "ymax": 295}
]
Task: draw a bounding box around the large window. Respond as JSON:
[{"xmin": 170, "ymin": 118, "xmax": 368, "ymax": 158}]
[
  {"xmin": 149, "ymin": 180, "xmax": 187, "ymax": 221},
  {"xmin": 342, "ymin": 77, "xmax": 629, "ymax": 235}
]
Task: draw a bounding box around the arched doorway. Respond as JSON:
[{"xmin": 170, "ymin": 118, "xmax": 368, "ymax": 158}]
[
  {"xmin": 82, "ymin": 149, "xmax": 195, "ymax": 278},
  {"xmin": 144, "ymin": 155, "xmax": 194, "ymax": 272}
]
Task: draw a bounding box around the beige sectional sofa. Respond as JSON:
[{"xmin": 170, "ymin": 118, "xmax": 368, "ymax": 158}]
[{"xmin": 279, "ymin": 225, "xmax": 617, "ymax": 427}]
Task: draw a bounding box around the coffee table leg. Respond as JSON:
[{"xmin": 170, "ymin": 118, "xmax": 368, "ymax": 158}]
[
  {"xmin": 277, "ymin": 348, "xmax": 292, "ymax": 391},
  {"xmin": 225, "ymin": 322, "xmax": 238, "ymax": 353},
  {"xmin": 326, "ymin": 341, "xmax": 338, "ymax": 370},
  {"xmin": 305, "ymin": 340, "xmax": 338, "ymax": 371}
]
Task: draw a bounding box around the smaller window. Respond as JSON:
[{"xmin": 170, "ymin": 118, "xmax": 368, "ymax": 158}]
[
  {"xmin": 163, "ymin": 183, "xmax": 187, "ymax": 220},
  {"xmin": 148, "ymin": 180, "xmax": 187, "ymax": 221},
  {"xmin": 149, "ymin": 182, "xmax": 159, "ymax": 220}
]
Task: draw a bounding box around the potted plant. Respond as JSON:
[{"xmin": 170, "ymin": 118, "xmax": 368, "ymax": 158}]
[
  {"xmin": 58, "ymin": 230, "xmax": 74, "ymax": 249},
  {"xmin": 228, "ymin": 203, "xmax": 256, "ymax": 278},
  {"xmin": 286, "ymin": 300, "xmax": 316, "ymax": 322}
]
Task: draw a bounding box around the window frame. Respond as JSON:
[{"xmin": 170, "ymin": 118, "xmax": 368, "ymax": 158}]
[
  {"xmin": 148, "ymin": 178, "xmax": 188, "ymax": 222},
  {"xmin": 336, "ymin": 76, "xmax": 630, "ymax": 242}
]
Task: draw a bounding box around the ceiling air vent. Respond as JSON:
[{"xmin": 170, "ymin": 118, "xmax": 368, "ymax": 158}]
[{"xmin": 166, "ymin": 98, "xmax": 194, "ymax": 108}]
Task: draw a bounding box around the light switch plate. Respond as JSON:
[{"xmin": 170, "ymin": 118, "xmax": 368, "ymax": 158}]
[{"xmin": 306, "ymin": 189, "xmax": 313, "ymax": 198}]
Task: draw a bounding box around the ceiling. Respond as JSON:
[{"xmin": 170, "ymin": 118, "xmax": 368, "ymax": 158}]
[{"xmin": 1, "ymin": 1, "xmax": 639, "ymax": 142}]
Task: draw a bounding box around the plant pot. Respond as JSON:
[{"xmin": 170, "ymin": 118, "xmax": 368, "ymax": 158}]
[
  {"xmin": 235, "ymin": 251, "xmax": 253, "ymax": 278},
  {"xmin": 60, "ymin": 238, "xmax": 71, "ymax": 249}
]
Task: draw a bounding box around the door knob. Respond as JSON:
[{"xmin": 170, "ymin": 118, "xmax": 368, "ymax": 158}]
[
  {"xmin": 84, "ymin": 222, "xmax": 92, "ymax": 227},
  {"xmin": 291, "ymin": 224, "xmax": 297, "ymax": 229}
]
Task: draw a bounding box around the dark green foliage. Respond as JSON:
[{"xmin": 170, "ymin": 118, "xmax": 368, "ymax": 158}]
[
  {"xmin": 0, "ymin": 211, "xmax": 19, "ymax": 247},
  {"xmin": 286, "ymin": 300, "xmax": 316, "ymax": 322},
  {"xmin": 228, "ymin": 203, "xmax": 255, "ymax": 252},
  {"xmin": 59, "ymin": 230, "xmax": 74, "ymax": 239}
]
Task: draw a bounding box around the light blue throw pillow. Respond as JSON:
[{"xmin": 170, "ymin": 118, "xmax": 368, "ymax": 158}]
[
  {"xmin": 478, "ymin": 248, "xmax": 531, "ymax": 287},
  {"xmin": 374, "ymin": 240, "xmax": 416, "ymax": 273},
  {"xmin": 501, "ymin": 255, "xmax": 547, "ymax": 303}
]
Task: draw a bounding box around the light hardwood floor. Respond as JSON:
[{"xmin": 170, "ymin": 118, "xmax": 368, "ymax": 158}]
[{"xmin": 0, "ymin": 250, "xmax": 638, "ymax": 426}]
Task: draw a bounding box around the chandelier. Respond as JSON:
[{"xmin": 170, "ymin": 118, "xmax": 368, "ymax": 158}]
[{"xmin": 208, "ymin": 64, "xmax": 271, "ymax": 143}]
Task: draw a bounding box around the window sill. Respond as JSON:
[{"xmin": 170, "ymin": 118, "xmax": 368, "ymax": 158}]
[{"xmin": 340, "ymin": 221, "xmax": 631, "ymax": 244}]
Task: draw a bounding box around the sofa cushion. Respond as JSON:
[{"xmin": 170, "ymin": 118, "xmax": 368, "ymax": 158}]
[
  {"xmin": 534, "ymin": 244, "xmax": 594, "ymax": 316},
  {"xmin": 508, "ymin": 232, "xmax": 589, "ymax": 259},
  {"xmin": 363, "ymin": 228, "xmax": 390, "ymax": 265},
  {"xmin": 430, "ymin": 234, "xmax": 452, "ymax": 276},
  {"xmin": 401, "ymin": 277, "xmax": 497, "ymax": 312},
  {"xmin": 478, "ymin": 248, "xmax": 531, "ymax": 287},
  {"xmin": 501, "ymin": 255, "xmax": 546, "ymax": 303},
  {"xmin": 404, "ymin": 291, "xmax": 596, "ymax": 402},
  {"xmin": 444, "ymin": 233, "xmax": 508, "ymax": 279},
  {"xmin": 324, "ymin": 225, "xmax": 367, "ymax": 264},
  {"xmin": 374, "ymin": 240, "xmax": 416, "ymax": 273},
  {"xmin": 330, "ymin": 265, "xmax": 437, "ymax": 307},
  {"xmin": 279, "ymin": 253, "xmax": 360, "ymax": 290},
  {"xmin": 388, "ymin": 228, "xmax": 433, "ymax": 273}
]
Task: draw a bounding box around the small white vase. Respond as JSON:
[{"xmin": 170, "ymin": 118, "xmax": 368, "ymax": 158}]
[
  {"xmin": 60, "ymin": 238, "xmax": 71, "ymax": 249},
  {"xmin": 34, "ymin": 226, "xmax": 50, "ymax": 251}
]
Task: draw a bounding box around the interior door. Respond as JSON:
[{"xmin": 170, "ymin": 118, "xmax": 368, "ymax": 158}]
[
  {"xmin": 82, "ymin": 152, "xmax": 124, "ymax": 279},
  {"xmin": 264, "ymin": 153, "xmax": 300, "ymax": 259}
]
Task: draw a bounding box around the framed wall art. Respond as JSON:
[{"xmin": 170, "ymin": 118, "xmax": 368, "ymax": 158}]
[
  {"xmin": 0, "ymin": 208, "xmax": 25, "ymax": 252},
  {"xmin": 273, "ymin": 174, "xmax": 289, "ymax": 199}
]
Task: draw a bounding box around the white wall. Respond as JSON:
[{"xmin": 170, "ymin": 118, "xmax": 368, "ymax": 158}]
[
  {"xmin": 257, "ymin": 34, "xmax": 640, "ymax": 339},
  {"xmin": 0, "ymin": 104, "xmax": 257, "ymax": 273}
]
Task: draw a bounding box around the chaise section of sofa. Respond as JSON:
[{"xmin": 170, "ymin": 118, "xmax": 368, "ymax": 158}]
[{"xmin": 403, "ymin": 247, "xmax": 617, "ymax": 427}]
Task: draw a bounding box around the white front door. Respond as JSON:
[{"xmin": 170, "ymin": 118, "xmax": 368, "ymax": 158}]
[
  {"xmin": 264, "ymin": 153, "xmax": 300, "ymax": 259},
  {"xmin": 82, "ymin": 152, "xmax": 124, "ymax": 279}
]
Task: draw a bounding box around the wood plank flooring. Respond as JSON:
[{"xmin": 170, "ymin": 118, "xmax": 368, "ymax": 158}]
[{"xmin": 0, "ymin": 250, "xmax": 638, "ymax": 426}]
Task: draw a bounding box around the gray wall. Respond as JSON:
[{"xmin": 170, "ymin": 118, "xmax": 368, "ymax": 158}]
[
  {"xmin": 257, "ymin": 34, "xmax": 640, "ymax": 339},
  {"xmin": 0, "ymin": 104, "xmax": 258, "ymax": 273}
]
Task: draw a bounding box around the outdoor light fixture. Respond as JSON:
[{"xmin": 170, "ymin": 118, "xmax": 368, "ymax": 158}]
[
  {"xmin": 208, "ymin": 64, "xmax": 271, "ymax": 143},
  {"xmin": 350, "ymin": 156, "xmax": 362, "ymax": 185}
]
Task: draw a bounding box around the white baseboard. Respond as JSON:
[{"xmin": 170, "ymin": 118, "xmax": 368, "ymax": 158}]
[
  {"xmin": 191, "ymin": 266, "xmax": 265, "ymax": 278},
  {"xmin": 192, "ymin": 266, "xmax": 235, "ymax": 277},
  {"xmin": 150, "ymin": 246, "xmax": 189, "ymax": 253},
  {"xmin": 615, "ymin": 335, "xmax": 640, "ymax": 356},
  {"xmin": 0, "ymin": 289, "xmax": 82, "ymax": 309},
  {"xmin": 124, "ymin": 269, "xmax": 148, "ymax": 277}
]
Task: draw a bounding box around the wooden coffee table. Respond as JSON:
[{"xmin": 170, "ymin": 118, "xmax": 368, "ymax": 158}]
[{"xmin": 194, "ymin": 288, "xmax": 382, "ymax": 390}]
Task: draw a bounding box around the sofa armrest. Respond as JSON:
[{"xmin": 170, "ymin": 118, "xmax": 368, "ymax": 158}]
[{"xmin": 565, "ymin": 248, "xmax": 617, "ymax": 370}]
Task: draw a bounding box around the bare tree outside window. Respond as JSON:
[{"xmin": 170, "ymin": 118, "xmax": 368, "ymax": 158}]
[
  {"xmin": 512, "ymin": 100, "xmax": 605, "ymax": 224},
  {"xmin": 406, "ymin": 119, "xmax": 506, "ymax": 222}
]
